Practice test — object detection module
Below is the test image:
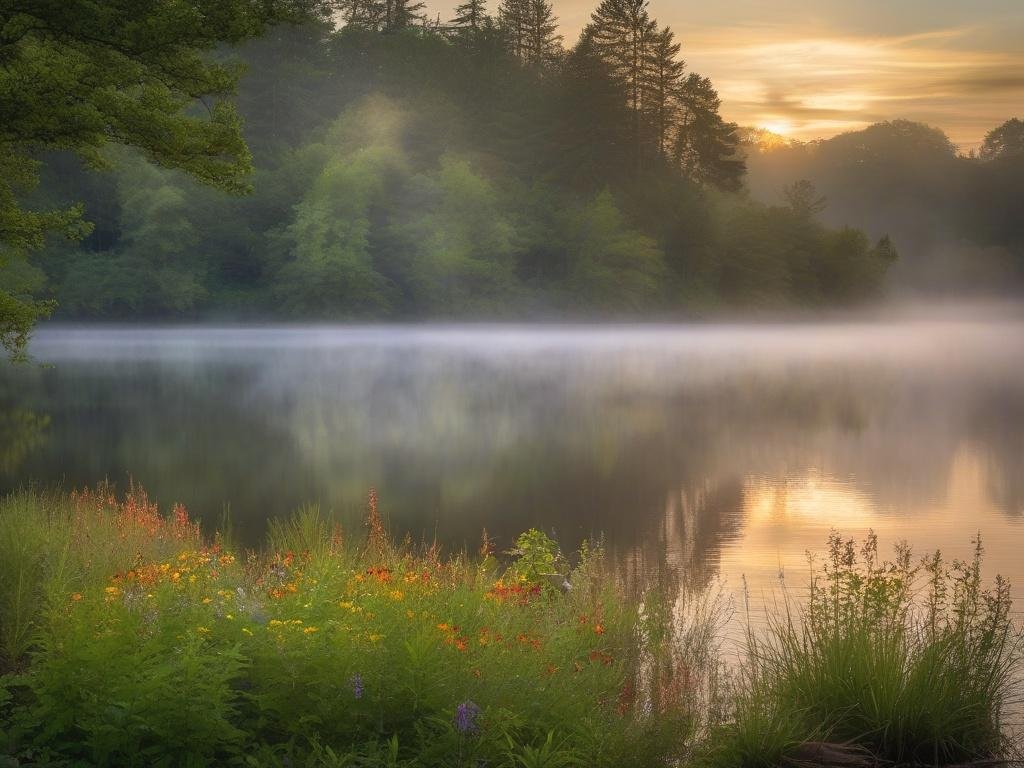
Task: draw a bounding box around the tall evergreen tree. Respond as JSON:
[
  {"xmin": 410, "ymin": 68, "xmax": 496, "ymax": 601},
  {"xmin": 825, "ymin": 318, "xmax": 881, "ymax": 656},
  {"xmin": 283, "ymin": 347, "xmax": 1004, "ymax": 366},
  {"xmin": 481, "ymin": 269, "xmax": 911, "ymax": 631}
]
[
  {"xmin": 498, "ymin": 0, "xmax": 529, "ymax": 59},
  {"xmin": 521, "ymin": 0, "xmax": 562, "ymax": 68},
  {"xmin": 451, "ymin": 0, "xmax": 488, "ymax": 31},
  {"xmin": 674, "ymin": 74, "xmax": 745, "ymax": 191},
  {"xmin": 383, "ymin": 0, "xmax": 426, "ymax": 31},
  {"xmin": 642, "ymin": 25, "xmax": 685, "ymax": 157},
  {"xmin": 583, "ymin": 0, "xmax": 657, "ymax": 167},
  {"xmin": 337, "ymin": 0, "xmax": 385, "ymax": 29}
]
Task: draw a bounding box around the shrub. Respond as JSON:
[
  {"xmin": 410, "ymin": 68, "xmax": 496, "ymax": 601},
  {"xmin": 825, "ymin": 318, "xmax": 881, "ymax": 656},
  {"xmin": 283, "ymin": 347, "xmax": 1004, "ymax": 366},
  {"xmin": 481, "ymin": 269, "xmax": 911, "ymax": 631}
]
[{"xmin": 705, "ymin": 532, "xmax": 1022, "ymax": 768}]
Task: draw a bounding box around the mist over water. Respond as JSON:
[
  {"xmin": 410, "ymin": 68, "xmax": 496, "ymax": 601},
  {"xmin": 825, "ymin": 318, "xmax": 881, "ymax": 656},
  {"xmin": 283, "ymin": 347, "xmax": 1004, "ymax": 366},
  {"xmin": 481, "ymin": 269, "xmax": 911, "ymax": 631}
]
[{"xmin": 3, "ymin": 315, "xmax": 1023, "ymax": 621}]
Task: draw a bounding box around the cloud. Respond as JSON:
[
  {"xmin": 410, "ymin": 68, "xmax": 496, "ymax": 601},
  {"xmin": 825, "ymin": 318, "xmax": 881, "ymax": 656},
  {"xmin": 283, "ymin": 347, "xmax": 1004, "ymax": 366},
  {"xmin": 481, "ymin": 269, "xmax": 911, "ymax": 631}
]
[{"xmin": 675, "ymin": 21, "xmax": 1024, "ymax": 146}]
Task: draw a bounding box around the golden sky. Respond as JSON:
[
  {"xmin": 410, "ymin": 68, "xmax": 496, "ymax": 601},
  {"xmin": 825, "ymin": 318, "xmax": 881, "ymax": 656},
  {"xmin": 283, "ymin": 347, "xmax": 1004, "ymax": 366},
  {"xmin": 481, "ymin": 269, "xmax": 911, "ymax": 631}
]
[{"xmin": 435, "ymin": 0, "xmax": 1024, "ymax": 149}]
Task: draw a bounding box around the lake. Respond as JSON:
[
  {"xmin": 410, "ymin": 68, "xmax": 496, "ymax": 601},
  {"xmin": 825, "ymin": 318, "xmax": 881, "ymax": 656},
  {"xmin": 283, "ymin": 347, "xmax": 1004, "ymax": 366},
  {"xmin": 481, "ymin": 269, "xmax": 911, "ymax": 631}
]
[{"xmin": 3, "ymin": 318, "xmax": 1023, "ymax": 629}]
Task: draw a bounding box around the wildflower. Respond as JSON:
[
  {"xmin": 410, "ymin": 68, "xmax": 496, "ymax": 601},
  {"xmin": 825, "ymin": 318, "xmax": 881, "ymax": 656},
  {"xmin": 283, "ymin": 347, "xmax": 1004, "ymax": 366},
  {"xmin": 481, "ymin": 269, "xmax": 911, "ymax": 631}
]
[
  {"xmin": 388, "ymin": 589, "xmax": 404, "ymax": 601},
  {"xmin": 593, "ymin": 623, "xmax": 605, "ymax": 635},
  {"xmin": 368, "ymin": 632, "xmax": 384, "ymax": 643},
  {"xmin": 454, "ymin": 637, "xmax": 468, "ymax": 652},
  {"xmin": 242, "ymin": 627, "xmax": 254, "ymax": 636},
  {"xmin": 351, "ymin": 673, "xmax": 364, "ymax": 700},
  {"xmin": 454, "ymin": 700, "xmax": 480, "ymax": 735},
  {"xmin": 71, "ymin": 593, "xmax": 83, "ymax": 602},
  {"xmin": 303, "ymin": 626, "xmax": 318, "ymax": 634},
  {"xmin": 196, "ymin": 626, "xmax": 210, "ymax": 634},
  {"xmin": 202, "ymin": 597, "xmax": 212, "ymax": 604}
]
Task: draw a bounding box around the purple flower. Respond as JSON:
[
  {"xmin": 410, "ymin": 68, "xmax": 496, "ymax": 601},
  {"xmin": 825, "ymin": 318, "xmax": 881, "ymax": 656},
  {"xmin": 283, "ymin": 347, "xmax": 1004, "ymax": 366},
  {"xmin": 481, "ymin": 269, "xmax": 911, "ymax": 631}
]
[
  {"xmin": 351, "ymin": 673, "xmax": 364, "ymax": 700},
  {"xmin": 454, "ymin": 700, "xmax": 480, "ymax": 735}
]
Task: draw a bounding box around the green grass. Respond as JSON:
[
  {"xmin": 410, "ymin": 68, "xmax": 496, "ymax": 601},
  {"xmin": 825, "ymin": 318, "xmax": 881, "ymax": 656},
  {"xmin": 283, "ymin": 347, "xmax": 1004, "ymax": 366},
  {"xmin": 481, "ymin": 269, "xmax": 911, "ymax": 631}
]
[
  {"xmin": 0, "ymin": 485, "xmax": 701, "ymax": 767},
  {"xmin": 703, "ymin": 532, "xmax": 1023, "ymax": 768},
  {"xmin": 0, "ymin": 489, "xmax": 1020, "ymax": 767}
]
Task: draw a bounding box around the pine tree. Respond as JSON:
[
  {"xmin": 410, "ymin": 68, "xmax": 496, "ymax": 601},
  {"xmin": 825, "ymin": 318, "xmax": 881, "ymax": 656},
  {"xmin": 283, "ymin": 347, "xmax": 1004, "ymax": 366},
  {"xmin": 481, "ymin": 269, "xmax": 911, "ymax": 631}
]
[
  {"xmin": 521, "ymin": 0, "xmax": 562, "ymax": 68},
  {"xmin": 382, "ymin": 0, "xmax": 426, "ymax": 31},
  {"xmin": 451, "ymin": 0, "xmax": 488, "ymax": 31},
  {"xmin": 338, "ymin": 0, "xmax": 386, "ymax": 30},
  {"xmin": 583, "ymin": 0, "xmax": 657, "ymax": 167},
  {"xmin": 498, "ymin": 0, "xmax": 529, "ymax": 59},
  {"xmin": 673, "ymin": 74, "xmax": 745, "ymax": 191},
  {"xmin": 642, "ymin": 25, "xmax": 685, "ymax": 157}
]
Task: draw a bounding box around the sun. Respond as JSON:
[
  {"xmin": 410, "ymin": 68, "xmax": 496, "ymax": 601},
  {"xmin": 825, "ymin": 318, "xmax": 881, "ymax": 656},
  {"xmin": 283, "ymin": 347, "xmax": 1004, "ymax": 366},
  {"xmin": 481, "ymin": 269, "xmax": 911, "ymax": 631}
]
[{"xmin": 759, "ymin": 119, "xmax": 794, "ymax": 136}]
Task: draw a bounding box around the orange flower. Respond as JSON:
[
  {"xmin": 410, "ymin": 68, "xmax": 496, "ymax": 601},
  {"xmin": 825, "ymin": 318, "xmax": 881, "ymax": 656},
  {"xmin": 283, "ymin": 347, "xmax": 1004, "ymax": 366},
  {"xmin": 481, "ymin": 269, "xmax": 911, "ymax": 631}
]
[
  {"xmin": 71, "ymin": 592, "xmax": 83, "ymax": 602},
  {"xmin": 454, "ymin": 637, "xmax": 468, "ymax": 652},
  {"xmin": 593, "ymin": 623, "xmax": 605, "ymax": 635}
]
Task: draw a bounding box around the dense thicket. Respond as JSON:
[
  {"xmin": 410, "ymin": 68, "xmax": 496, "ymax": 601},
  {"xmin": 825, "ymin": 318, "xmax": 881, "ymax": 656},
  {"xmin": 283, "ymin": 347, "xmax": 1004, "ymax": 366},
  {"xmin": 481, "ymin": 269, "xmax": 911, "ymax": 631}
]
[
  {"xmin": 9, "ymin": 3, "xmax": 898, "ymax": 326},
  {"xmin": 745, "ymin": 119, "xmax": 1024, "ymax": 294}
]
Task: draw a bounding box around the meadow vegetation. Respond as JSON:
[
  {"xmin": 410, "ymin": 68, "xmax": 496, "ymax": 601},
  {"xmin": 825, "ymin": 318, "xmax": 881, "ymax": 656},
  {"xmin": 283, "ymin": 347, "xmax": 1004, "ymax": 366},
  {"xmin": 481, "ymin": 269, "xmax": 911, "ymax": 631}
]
[{"xmin": 0, "ymin": 487, "xmax": 1020, "ymax": 767}]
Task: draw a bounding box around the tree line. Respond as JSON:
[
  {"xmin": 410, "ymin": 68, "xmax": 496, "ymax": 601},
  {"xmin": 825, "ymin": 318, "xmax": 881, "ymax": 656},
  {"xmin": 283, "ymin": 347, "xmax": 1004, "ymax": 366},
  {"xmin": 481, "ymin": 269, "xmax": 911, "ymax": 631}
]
[
  {"xmin": 744, "ymin": 118, "xmax": 1024, "ymax": 293},
  {"xmin": 2, "ymin": 0, "xmax": 899, "ymax": 356}
]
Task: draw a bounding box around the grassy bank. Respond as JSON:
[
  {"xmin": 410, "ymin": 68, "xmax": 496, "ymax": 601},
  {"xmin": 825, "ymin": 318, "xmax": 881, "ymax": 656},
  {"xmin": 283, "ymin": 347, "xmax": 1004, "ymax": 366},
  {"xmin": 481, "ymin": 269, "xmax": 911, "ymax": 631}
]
[{"xmin": 0, "ymin": 487, "xmax": 1020, "ymax": 767}]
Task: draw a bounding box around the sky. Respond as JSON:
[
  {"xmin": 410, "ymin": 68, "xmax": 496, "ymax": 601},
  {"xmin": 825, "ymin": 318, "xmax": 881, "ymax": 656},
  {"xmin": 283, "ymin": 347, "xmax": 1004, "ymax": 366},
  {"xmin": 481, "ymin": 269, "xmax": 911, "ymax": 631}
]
[{"xmin": 433, "ymin": 0, "xmax": 1024, "ymax": 149}]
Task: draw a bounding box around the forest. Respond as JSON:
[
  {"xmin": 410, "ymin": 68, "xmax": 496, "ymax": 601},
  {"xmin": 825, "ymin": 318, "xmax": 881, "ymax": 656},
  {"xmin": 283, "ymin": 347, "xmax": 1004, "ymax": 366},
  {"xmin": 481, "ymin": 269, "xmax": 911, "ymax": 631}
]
[
  {"xmin": 745, "ymin": 118, "xmax": 1024, "ymax": 294},
  {"xmin": 2, "ymin": 0, "xmax": 904, "ymax": 346}
]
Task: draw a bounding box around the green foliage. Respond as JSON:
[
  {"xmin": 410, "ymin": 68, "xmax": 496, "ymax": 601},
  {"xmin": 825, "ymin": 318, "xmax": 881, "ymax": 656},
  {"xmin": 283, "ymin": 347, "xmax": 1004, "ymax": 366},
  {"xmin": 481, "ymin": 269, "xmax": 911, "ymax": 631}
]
[
  {"xmin": 507, "ymin": 529, "xmax": 563, "ymax": 585},
  {"xmin": 4, "ymin": 5, "xmax": 900, "ymax": 341},
  {"xmin": 563, "ymin": 191, "xmax": 666, "ymax": 311},
  {"xmin": 0, "ymin": 0, "xmax": 328, "ymax": 356},
  {"xmin": 0, "ymin": 488, "xmax": 704, "ymax": 766}
]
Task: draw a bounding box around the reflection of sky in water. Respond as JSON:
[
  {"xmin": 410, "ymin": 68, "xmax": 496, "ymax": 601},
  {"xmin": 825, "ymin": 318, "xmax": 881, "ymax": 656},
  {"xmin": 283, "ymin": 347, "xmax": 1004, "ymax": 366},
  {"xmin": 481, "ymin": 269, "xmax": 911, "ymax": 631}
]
[{"xmin": 2, "ymin": 320, "xmax": 1023, "ymax": 625}]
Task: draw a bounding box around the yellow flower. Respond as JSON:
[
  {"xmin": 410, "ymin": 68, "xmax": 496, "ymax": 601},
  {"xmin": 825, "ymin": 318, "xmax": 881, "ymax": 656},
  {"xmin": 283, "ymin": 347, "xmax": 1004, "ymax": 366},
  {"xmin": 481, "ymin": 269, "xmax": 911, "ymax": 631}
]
[
  {"xmin": 269, "ymin": 619, "xmax": 284, "ymax": 627},
  {"xmin": 202, "ymin": 597, "xmax": 212, "ymax": 604},
  {"xmin": 242, "ymin": 627, "xmax": 254, "ymax": 636},
  {"xmin": 303, "ymin": 626, "xmax": 319, "ymax": 634},
  {"xmin": 368, "ymin": 633, "xmax": 384, "ymax": 643},
  {"xmin": 406, "ymin": 609, "xmax": 415, "ymax": 619},
  {"xmin": 226, "ymin": 613, "xmax": 234, "ymax": 620},
  {"xmin": 196, "ymin": 626, "xmax": 210, "ymax": 634},
  {"xmin": 388, "ymin": 590, "xmax": 404, "ymax": 602}
]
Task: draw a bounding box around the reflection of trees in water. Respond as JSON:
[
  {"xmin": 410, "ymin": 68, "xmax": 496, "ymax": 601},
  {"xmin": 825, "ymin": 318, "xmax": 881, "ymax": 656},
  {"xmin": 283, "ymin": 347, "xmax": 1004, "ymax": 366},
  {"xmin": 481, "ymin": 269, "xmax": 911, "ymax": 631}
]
[
  {"xmin": 3, "ymin": 337, "xmax": 1022, "ymax": 581},
  {"xmin": 0, "ymin": 368, "xmax": 52, "ymax": 475},
  {"xmin": 967, "ymin": 382, "xmax": 1024, "ymax": 517},
  {"xmin": 0, "ymin": 409, "xmax": 51, "ymax": 474}
]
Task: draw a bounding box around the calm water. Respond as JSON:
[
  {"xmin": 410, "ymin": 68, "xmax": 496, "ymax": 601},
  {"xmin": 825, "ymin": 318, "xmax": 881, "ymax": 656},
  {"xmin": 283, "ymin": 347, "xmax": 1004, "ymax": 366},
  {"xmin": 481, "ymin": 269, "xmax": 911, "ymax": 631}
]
[{"xmin": 3, "ymin": 320, "xmax": 1023, "ymax": 621}]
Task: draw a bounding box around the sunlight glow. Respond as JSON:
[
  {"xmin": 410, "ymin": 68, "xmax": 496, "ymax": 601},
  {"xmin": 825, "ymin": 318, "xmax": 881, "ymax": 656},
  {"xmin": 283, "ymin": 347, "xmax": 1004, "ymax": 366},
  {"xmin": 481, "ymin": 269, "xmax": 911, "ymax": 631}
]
[{"xmin": 758, "ymin": 119, "xmax": 794, "ymax": 136}]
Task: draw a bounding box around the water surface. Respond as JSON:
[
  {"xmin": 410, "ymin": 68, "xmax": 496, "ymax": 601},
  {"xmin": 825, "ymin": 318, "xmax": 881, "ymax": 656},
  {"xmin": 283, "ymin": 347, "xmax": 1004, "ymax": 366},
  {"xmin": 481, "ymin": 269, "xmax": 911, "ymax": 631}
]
[{"xmin": 3, "ymin": 320, "xmax": 1023, "ymax": 621}]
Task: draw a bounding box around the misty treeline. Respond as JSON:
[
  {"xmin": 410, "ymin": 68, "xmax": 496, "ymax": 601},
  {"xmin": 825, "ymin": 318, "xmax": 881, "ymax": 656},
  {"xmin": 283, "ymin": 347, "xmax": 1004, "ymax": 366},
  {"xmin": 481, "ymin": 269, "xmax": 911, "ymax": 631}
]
[
  {"xmin": 10, "ymin": 0, "xmax": 898, "ymax": 325},
  {"xmin": 745, "ymin": 119, "xmax": 1024, "ymax": 294}
]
